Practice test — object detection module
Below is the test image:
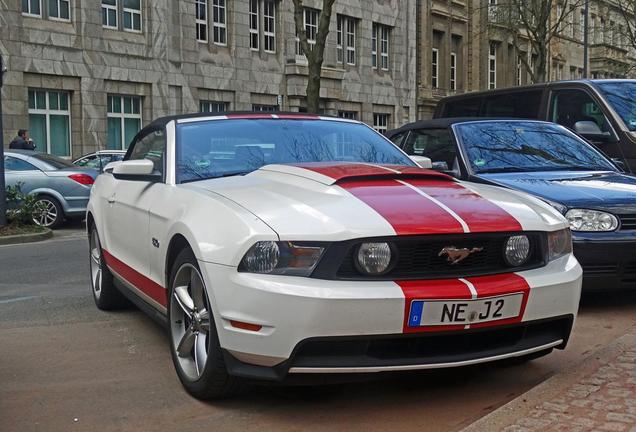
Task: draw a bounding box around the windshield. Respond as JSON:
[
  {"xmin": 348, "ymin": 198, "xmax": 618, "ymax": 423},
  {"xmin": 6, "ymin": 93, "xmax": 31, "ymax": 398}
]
[
  {"xmin": 175, "ymin": 119, "xmax": 414, "ymax": 183},
  {"xmin": 454, "ymin": 121, "xmax": 616, "ymax": 174},
  {"xmin": 31, "ymin": 153, "xmax": 75, "ymax": 170},
  {"xmin": 596, "ymin": 82, "xmax": 636, "ymax": 131}
]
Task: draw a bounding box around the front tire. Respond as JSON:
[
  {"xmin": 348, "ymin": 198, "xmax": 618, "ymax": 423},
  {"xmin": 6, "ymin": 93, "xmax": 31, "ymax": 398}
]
[
  {"xmin": 33, "ymin": 196, "xmax": 64, "ymax": 228},
  {"xmin": 89, "ymin": 225, "xmax": 127, "ymax": 310},
  {"xmin": 168, "ymin": 248, "xmax": 243, "ymax": 399}
]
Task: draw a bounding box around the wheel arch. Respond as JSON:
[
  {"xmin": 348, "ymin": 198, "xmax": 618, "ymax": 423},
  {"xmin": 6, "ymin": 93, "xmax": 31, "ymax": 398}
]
[
  {"xmin": 165, "ymin": 233, "xmax": 194, "ymax": 287},
  {"xmin": 29, "ymin": 188, "xmax": 68, "ymax": 213}
]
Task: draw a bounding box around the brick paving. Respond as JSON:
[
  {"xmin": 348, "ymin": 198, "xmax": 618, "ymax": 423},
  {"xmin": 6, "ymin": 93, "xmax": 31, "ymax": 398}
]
[{"xmin": 462, "ymin": 334, "xmax": 636, "ymax": 432}]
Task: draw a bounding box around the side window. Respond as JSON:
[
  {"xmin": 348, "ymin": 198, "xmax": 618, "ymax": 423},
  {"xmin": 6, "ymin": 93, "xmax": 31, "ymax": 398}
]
[
  {"xmin": 482, "ymin": 91, "xmax": 543, "ymax": 119},
  {"xmin": 550, "ymin": 90, "xmax": 611, "ymax": 133},
  {"xmin": 127, "ymin": 129, "xmax": 166, "ymax": 176},
  {"xmin": 4, "ymin": 156, "xmax": 38, "ymax": 171},
  {"xmin": 389, "ymin": 132, "xmax": 408, "ymax": 148},
  {"xmin": 76, "ymin": 155, "xmax": 100, "ymax": 168},
  {"xmin": 402, "ymin": 129, "xmax": 457, "ymax": 169},
  {"xmin": 443, "ymin": 97, "xmax": 482, "ymax": 117}
]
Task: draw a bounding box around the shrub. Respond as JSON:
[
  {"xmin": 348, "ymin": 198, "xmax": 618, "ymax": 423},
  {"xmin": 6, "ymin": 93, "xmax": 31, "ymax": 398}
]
[{"xmin": 5, "ymin": 183, "xmax": 40, "ymax": 225}]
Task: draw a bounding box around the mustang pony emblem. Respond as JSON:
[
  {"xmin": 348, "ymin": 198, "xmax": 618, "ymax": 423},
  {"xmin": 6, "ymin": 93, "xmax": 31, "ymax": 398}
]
[{"xmin": 438, "ymin": 246, "xmax": 484, "ymax": 265}]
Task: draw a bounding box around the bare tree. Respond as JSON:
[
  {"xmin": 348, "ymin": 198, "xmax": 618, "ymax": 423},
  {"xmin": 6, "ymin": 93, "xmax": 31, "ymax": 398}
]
[
  {"xmin": 617, "ymin": 1, "xmax": 636, "ymax": 51},
  {"xmin": 292, "ymin": 0, "xmax": 336, "ymax": 113},
  {"xmin": 487, "ymin": 0, "xmax": 584, "ymax": 83}
]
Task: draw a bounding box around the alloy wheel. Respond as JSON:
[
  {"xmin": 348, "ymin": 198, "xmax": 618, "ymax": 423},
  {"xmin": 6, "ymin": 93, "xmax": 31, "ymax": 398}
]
[
  {"xmin": 33, "ymin": 198, "xmax": 58, "ymax": 227},
  {"xmin": 89, "ymin": 229, "xmax": 102, "ymax": 299},
  {"xmin": 170, "ymin": 264, "xmax": 211, "ymax": 381}
]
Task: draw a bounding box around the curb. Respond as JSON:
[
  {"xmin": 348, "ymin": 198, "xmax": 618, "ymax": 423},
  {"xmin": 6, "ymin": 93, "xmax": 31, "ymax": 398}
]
[
  {"xmin": 0, "ymin": 228, "xmax": 53, "ymax": 246},
  {"xmin": 460, "ymin": 332, "xmax": 636, "ymax": 432}
]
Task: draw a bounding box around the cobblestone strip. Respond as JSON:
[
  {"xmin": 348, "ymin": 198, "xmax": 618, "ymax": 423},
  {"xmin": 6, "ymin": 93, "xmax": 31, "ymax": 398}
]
[{"xmin": 461, "ymin": 334, "xmax": 636, "ymax": 432}]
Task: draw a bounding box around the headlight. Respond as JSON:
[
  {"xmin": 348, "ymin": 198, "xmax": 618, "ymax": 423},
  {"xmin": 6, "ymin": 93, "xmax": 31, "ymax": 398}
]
[
  {"xmin": 356, "ymin": 242, "xmax": 393, "ymax": 275},
  {"xmin": 565, "ymin": 209, "xmax": 618, "ymax": 232},
  {"xmin": 548, "ymin": 229, "xmax": 573, "ymax": 261},
  {"xmin": 239, "ymin": 241, "xmax": 325, "ymax": 276},
  {"xmin": 504, "ymin": 235, "xmax": 531, "ymax": 266}
]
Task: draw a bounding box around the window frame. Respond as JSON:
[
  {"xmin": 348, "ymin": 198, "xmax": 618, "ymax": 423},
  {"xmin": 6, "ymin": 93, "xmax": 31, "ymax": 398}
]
[
  {"xmin": 28, "ymin": 89, "xmax": 72, "ymax": 157},
  {"xmin": 488, "ymin": 42, "xmax": 497, "ymax": 90},
  {"xmin": 212, "ymin": 0, "xmax": 227, "ymax": 46},
  {"xmin": 249, "ymin": 0, "xmax": 259, "ymax": 50},
  {"xmin": 263, "ymin": 0, "xmax": 276, "ymax": 53},
  {"xmin": 107, "ymin": 95, "xmax": 143, "ymax": 151},
  {"xmin": 48, "ymin": 0, "xmax": 71, "ymax": 22},
  {"xmin": 432, "ymin": 48, "xmax": 439, "ymax": 89},
  {"xmin": 199, "ymin": 100, "xmax": 229, "ymax": 113},
  {"xmin": 373, "ymin": 113, "xmax": 390, "ymax": 134},
  {"xmin": 22, "ymin": 0, "xmax": 42, "ymax": 17},
  {"xmin": 337, "ymin": 110, "xmax": 358, "ymax": 120},
  {"xmin": 122, "ymin": 0, "xmax": 142, "ymax": 33},
  {"xmin": 196, "ymin": 0, "xmax": 208, "ymax": 43},
  {"xmin": 450, "ymin": 51, "xmax": 457, "ymax": 91},
  {"xmin": 102, "ymin": 0, "xmax": 118, "ymax": 29}
]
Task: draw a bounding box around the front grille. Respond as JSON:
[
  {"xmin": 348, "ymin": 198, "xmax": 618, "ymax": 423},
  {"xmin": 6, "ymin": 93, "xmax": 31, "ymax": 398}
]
[
  {"xmin": 581, "ymin": 263, "xmax": 619, "ymax": 275},
  {"xmin": 290, "ymin": 316, "xmax": 573, "ymax": 369},
  {"xmin": 311, "ymin": 232, "xmax": 546, "ymax": 281},
  {"xmin": 619, "ymin": 215, "xmax": 636, "ymax": 230}
]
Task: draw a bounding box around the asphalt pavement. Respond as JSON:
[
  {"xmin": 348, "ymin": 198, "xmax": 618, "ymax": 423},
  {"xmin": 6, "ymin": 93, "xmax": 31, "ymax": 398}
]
[{"xmin": 1, "ymin": 226, "xmax": 636, "ymax": 432}]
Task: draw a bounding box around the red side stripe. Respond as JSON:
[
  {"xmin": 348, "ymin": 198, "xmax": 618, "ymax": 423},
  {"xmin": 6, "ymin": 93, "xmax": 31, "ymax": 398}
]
[
  {"xmin": 340, "ymin": 179, "xmax": 465, "ymax": 235},
  {"xmin": 406, "ymin": 179, "xmax": 523, "ymax": 233},
  {"xmin": 398, "ymin": 273, "xmax": 530, "ymax": 334},
  {"xmin": 102, "ymin": 250, "xmax": 168, "ymax": 308}
]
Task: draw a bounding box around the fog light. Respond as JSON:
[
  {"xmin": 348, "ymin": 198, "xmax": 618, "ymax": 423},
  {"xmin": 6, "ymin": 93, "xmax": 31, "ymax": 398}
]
[
  {"xmin": 504, "ymin": 235, "xmax": 531, "ymax": 266},
  {"xmin": 356, "ymin": 242, "xmax": 392, "ymax": 275}
]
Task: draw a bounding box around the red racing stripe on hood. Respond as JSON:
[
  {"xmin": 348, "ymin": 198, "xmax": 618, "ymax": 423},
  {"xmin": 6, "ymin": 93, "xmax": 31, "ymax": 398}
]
[
  {"xmin": 402, "ymin": 179, "xmax": 523, "ymax": 233},
  {"xmin": 340, "ymin": 179, "xmax": 465, "ymax": 235},
  {"xmin": 467, "ymin": 273, "xmax": 530, "ymax": 329},
  {"xmin": 292, "ymin": 162, "xmax": 453, "ymax": 182}
]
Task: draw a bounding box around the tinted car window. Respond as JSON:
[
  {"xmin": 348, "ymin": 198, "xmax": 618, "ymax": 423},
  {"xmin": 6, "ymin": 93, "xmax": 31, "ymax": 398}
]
[
  {"xmin": 482, "ymin": 90, "xmax": 543, "ymax": 118},
  {"xmin": 5, "ymin": 156, "xmax": 38, "ymax": 171},
  {"xmin": 443, "ymin": 97, "xmax": 481, "ymax": 117},
  {"xmin": 551, "ymin": 89, "xmax": 611, "ymax": 132},
  {"xmin": 128, "ymin": 130, "xmax": 166, "ymax": 175},
  {"xmin": 31, "ymin": 153, "xmax": 75, "ymax": 169},
  {"xmin": 454, "ymin": 121, "xmax": 616, "ymax": 173},
  {"xmin": 596, "ymin": 82, "xmax": 636, "ymax": 131},
  {"xmin": 389, "ymin": 132, "xmax": 408, "ymax": 147},
  {"xmin": 403, "ymin": 129, "xmax": 457, "ymax": 168},
  {"xmin": 176, "ymin": 119, "xmax": 415, "ymax": 183}
]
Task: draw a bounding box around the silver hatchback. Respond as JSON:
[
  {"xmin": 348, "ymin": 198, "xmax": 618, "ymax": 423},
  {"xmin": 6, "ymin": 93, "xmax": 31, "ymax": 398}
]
[{"xmin": 4, "ymin": 150, "xmax": 98, "ymax": 228}]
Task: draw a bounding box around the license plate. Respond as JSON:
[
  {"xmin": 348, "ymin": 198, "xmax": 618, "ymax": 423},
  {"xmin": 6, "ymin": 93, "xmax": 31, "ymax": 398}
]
[{"xmin": 408, "ymin": 293, "xmax": 523, "ymax": 327}]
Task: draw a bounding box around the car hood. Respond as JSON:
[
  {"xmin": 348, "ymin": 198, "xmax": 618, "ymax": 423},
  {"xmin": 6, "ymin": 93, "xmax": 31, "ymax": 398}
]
[
  {"xmin": 184, "ymin": 163, "xmax": 566, "ymax": 240},
  {"xmin": 480, "ymin": 171, "xmax": 636, "ymax": 213}
]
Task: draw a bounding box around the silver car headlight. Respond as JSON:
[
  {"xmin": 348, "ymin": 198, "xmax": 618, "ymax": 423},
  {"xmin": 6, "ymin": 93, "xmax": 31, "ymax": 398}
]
[
  {"xmin": 504, "ymin": 235, "xmax": 531, "ymax": 266},
  {"xmin": 565, "ymin": 209, "xmax": 619, "ymax": 232},
  {"xmin": 548, "ymin": 229, "xmax": 573, "ymax": 261},
  {"xmin": 239, "ymin": 241, "xmax": 326, "ymax": 276},
  {"xmin": 356, "ymin": 242, "xmax": 393, "ymax": 275}
]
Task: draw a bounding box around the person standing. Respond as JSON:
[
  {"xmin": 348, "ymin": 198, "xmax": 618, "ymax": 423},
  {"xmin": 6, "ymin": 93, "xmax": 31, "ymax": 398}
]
[{"xmin": 9, "ymin": 129, "xmax": 36, "ymax": 150}]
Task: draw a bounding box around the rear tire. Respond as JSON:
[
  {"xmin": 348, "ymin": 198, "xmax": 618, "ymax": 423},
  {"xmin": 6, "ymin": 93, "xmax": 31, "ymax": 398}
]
[
  {"xmin": 33, "ymin": 195, "xmax": 64, "ymax": 228},
  {"xmin": 168, "ymin": 248, "xmax": 244, "ymax": 399},
  {"xmin": 89, "ymin": 225, "xmax": 128, "ymax": 310}
]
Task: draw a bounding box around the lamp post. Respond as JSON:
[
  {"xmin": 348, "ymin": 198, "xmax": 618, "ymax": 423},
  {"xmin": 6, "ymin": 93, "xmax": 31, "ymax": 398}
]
[{"xmin": 0, "ymin": 54, "xmax": 6, "ymax": 227}]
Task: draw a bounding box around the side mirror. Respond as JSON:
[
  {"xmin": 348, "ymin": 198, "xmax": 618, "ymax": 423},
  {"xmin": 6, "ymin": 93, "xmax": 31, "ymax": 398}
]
[
  {"xmin": 574, "ymin": 121, "xmax": 613, "ymax": 143},
  {"xmin": 409, "ymin": 155, "xmax": 433, "ymax": 169},
  {"xmin": 431, "ymin": 161, "xmax": 450, "ymax": 171},
  {"xmin": 103, "ymin": 161, "xmax": 121, "ymax": 173},
  {"xmin": 112, "ymin": 159, "xmax": 161, "ymax": 182}
]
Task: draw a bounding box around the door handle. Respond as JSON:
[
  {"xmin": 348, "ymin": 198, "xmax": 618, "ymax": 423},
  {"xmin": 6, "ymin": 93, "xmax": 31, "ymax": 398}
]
[{"xmin": 108, "ymin": 195, "xmax": 116, "ymax": 204}]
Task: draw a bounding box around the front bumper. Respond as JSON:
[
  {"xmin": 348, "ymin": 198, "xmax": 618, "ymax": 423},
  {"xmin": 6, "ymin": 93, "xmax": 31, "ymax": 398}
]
[
  {"xmin": 199, "ymin": 254, "xmax": 581, "ymax": 380},
  {"xmin": 574, "ymin": 233, "xmax": 636, "ymax": 291}
]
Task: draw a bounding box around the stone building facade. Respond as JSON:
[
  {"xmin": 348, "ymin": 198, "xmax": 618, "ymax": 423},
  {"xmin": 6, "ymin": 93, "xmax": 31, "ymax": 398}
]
[{"xmin": 0, "ymin": 0, "xmax": 417, "ymax": 158}]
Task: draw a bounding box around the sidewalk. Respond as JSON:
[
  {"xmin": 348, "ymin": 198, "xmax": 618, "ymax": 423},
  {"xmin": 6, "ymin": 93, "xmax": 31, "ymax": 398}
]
[{"xmin": 461, "ymin": 332, "xmax": 636, "ymax": 432}]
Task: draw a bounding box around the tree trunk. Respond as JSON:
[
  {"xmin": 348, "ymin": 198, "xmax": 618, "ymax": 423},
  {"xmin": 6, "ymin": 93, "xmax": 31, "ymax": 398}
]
[{"xmin": 306, "ymin": 61, "xmax": 322, "ymax": 113}]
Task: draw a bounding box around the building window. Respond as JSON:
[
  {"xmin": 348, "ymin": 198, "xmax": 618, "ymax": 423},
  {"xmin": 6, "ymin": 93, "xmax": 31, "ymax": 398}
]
[
  {"xmin": 263, "ymin": 0, "xmax": 276, "ymax": 53},
  {"xmin": 107, "ymin": 95, "xmax": 142, "ymax": 150},
  {"xmin": 297, "ymin": 8, "xmax": 318, "ymax": 55},
  {"xmin": 431, "ymin": 48, "xmax": 439, "ymax": 88},
  {"xmin": 337, "ymin": 16, "xmax": 356, "ymax": 66},
  {"xmin": 200, "ymin": 101, "xmax": 228, "ymax": 113},
  {"xmin": 372, "ymin": 23, "xmax": 390, "ymax": 71},
  {"xmin": 252, "ymin": 104, "xmax": 278, "ymax": 112},
  {"xmin": 517, "ymin": 57, "xmax": 522, "ymax": 85},
  {"xmin": 338, "ymin": 110, "xmax": 358, "ymax": 120},
  {"xmin": 212, "ymin": 0, "xmax": 227, "ymax": 45},
  {"xmin": 373, "ymin": 113, "xmax": 390, "ymax": 134},
  {"xmin": 22, "ymin": 0, "xmax": 42, "ymax": 16},
  {"xmin": 102, "ymin": 0, "xmax": 117, "ymax": 28},
  {"xmin": 28, "ymin": 90, "xmax": 71, "ymax": 157},
  {"xmin": 48, "ymin": 0, "xmax": 70, "ymax": 21},
  {"xmin": 123, "ymin": 0, "xmax": 142, "ymax": 32},
  {"xmin": 488, "ymin": 42, "xmax": 497, "ymax": 89},
  {"xmin": 249, "ymin": 0, "xmax": 259, "ymax": 50},
  {"xmin": 450, "ymin": 52, "xmax": 457, "ymax": 91},
  {"xmin": 579, "ymin": 9, "xmax": 585, "ymax": 42},
  {"xmin": 196, "ymin": 0, "xmax": 207, "ymax": 42}
]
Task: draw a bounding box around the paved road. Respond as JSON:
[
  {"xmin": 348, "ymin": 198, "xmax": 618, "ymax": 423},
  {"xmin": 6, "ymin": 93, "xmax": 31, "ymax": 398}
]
[{"xmin": 1, "ymin": 232, "xmax": 636, "ymax": 432}]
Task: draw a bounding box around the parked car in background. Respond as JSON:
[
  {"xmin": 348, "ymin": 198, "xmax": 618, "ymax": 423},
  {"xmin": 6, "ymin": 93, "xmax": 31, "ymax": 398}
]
[
  {"xmin": 388, "ymin": 118, "xmax": 636, "ymax": 292},
  {"xmin": 88, "ymin": 113, "xmax": 581, "ymax": 399},
  {"xmin": 4, "ymin": 150, "xmax": 98, "ymax": 228},
  {"xmin": 73, "ymin": 150, "xmax": 126, "ymax": 173},
  {"xmin": 433, "ymin": 80, "xmax": 636, "ymax": 174}
]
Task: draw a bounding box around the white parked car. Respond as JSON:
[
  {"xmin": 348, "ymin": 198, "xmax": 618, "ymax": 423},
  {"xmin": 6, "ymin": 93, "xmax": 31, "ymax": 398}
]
[{"xmin": 87, "ymin": 113, "xmax": 582, "ymax": 399}]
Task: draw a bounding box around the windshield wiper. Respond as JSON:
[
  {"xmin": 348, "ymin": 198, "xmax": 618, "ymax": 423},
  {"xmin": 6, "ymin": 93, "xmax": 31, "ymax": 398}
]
[{"xmin": 477, "ymin": 167, "xmax": 527, "ymax": 174}]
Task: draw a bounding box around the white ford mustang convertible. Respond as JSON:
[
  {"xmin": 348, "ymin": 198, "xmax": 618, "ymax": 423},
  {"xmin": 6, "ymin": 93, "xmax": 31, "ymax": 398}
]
[{"xmin": 87, "ymin": 113, "xmax": 582, "ymax": 399}]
